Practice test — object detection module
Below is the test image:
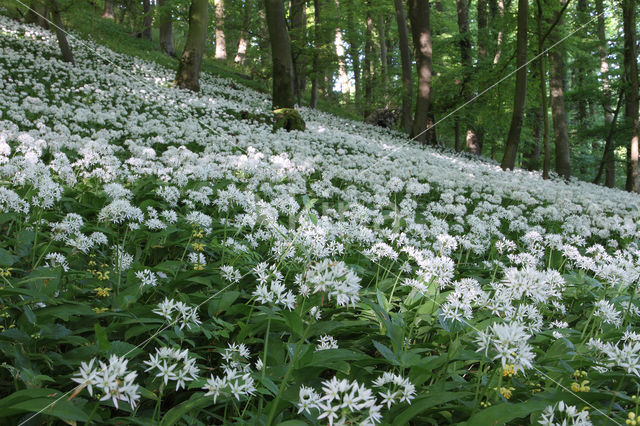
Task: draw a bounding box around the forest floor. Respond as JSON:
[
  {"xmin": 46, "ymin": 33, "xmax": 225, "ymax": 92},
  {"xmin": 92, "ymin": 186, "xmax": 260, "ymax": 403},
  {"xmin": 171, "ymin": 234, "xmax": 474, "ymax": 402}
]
[{"xmin": 1, "ymin": 8, "xmax": 640, "ymax": 426}]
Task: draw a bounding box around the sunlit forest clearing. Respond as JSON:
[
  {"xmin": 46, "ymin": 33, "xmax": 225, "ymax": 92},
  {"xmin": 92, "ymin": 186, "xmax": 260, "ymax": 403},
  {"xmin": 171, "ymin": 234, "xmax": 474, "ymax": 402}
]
[{"xmin": 0, "ymin": 1, "xmax": 640, "ymax": 425}]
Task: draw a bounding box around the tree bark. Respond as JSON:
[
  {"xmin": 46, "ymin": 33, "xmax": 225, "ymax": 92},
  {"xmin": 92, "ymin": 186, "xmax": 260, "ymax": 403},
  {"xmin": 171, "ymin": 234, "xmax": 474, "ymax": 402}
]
[
  {"xmin": 49, "ymin": 0, "xmax": 74, "ymax": 65},
  {"xmin": 456, "ymin": 0, "xmax": 473, "ymax": 153},
  {"xmin": 265, "ymin": 0, "xmax": 295, "ymax": 109},
  {"xmin": 346, "ymin": 12, "xmax": 361, "ymax": 106},
  {"xmin": 235, "ymin": 0, "xmax": 252, "ymax": 65},
  {"xmin": 142, "ymin": 0, "xmax": 152, "ymax": 41},
  {"xmin": 102, "ymin": 0, "xmax": 115, "ymax": 19},
  {"xmin": 176, "ymin": 0, "xmax": 208, "ymax": 92},
  {"xmin": 363, "ymin": 10, "xmax": 374, "ymax": 117},
  {"xmin": 594, "ymin": 89, "xmax": 624, "ymax": 186},
  {"xmin": 595, "ymin": 0, "xmax": 614, "ymax": 186},
  {"xmin": 500, "ymin": 0, "xmax": 527, "ymax": 170},
  {"xmin": 493, "ymin": 0, "xmax": 504, "ymax": 64},
  {"xmin": 548, "ymin": 1, "xmax": 571, "ymax": 179},
  {"xmin": 524, "ymin": 106, "xmax": 542, "ymax": 170},
  {"xmin": 158, "ymin": 0, "xmax": 175, "ymax": 57},
  {"xmin": 408, "ymin": 0, "xmax": 436, "ymax": 145},
  {"xmin": 310, "ymin": 0, "xmax": 322, "ymax": 108},
  {"xmin": 26, "ymin": 0, "xmax": 50, "ymax": 29},
  {"xmin": 215, "ymin": 0, "xmax": 227, "ymax": 60},
  {"xmin": 623, "ymin": 0, "xmax": 639, "ymax": 192},
  {"xmin": 574, "ymin": 0, "xmax": 588, "ymax": 126},
  {"xmin": 290, "ymin": 0, "xmax": 306, "ymax": 106},
  {"xmin": 394, "ymin": 0, "xmax": 413, "ymax": 134},
  {"xmin": 378, "ymin": 14, "xmax": 388, "ymax": 95},
  {"xmin": 334, "ymin": 0, "xmax": 350, "ymax": 95}
]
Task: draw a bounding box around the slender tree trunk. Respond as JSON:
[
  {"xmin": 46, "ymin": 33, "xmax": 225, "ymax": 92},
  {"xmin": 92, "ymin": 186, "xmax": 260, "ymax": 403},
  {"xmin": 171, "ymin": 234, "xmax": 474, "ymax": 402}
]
[
  {"xmin": 176, "ymin": 0, "xmax": 208, "ymax": 92},
  {"xmin": 394, "ymin": 0, "xmax": 413, "ymax": 134},
  {"xmin": 596, "ymin": 0, "xmax": 614, "ymax": 186},
  {"xmin": 363, "ymin": 10, "xmax": 374, "ymax": 118},
  {"xmin": 265, "ymin": 0, "xmax": 295, "ymax": 109},
  {"xmin": 346, "ymin": 13, "xmax": 361, "ymax": 106},
  {"xmin": 158, "ymin": 0, "xmax": 175, "ymax": 56},
  {"xmin": 493, "ymin": 0, "xmax": 504, "ymax": 64},
  {"xmin": 408, "ymin": 0, "xmax": 436, "ymax": 145},
  {"xmin": 290, "ymin": 0, "xmax": 306, "ymax": 106},
  {"xmin": 548, "ymin": 0, "xmax": 571, "ymax": 179},
  {"xmin": 26, "ymin": 0, "xmax": 50, "ymax": 29},
  {"xmin": 378, "ymin": 14, "xmax": 388, "ymax": 97},
  {"xmin": 595, "ymin": 89, "xmax": 624, "ymax": 186},
  {"xmin": 49, "ymin": 0, "xmax": 74, "ymax": 65},
  {"xmin": 215, "ymin": 0, "xmax": 227, "ymax": 60},
  {"xmin": 334, "ymin": 0, "xmax": 350, "ymax": 95},
  {"xmin": 235, "ymin": 0, "xmax": 252, "ymax": 65},
  {"xmin": 623, "ymin": 0, "xmax": 639, "ymax": 192},
  {"xmin": 500, "ymin": 0, "xmax": 527, "ymax": 170},
  {"xmin": 102, "ymin": 0, "xmax": 115, "ymax": 19},
  {"xmin": 310, "ymin": 0, "xmax": 322, "ymax": 108},
  {"xmin": 524, "ymin": 106, "xmax": 543, "ymax": 170},
  {"xmin": 471, "ymin": 0, "xmax": 489, "ymax": 155},
  {"xmin": 456, "ymin": 0, "xmax": 473, "ymax": 153},
  {"xmin": 575, "ymin": 0, "xmax": 588, "ymax": 126},
  {"xmin": 142, "ymin": 0, "xmax": 152, "ymax": 41},
  {"xmin": 393, "ymin": 0, "xmax": 413, "ymax": 134}
]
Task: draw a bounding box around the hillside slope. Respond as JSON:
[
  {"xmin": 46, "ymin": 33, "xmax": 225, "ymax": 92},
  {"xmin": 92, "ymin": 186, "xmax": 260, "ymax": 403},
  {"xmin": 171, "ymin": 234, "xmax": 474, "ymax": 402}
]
[{"xmin": 1, "ymin": 14, "xmax": 640, "ymax": 425}]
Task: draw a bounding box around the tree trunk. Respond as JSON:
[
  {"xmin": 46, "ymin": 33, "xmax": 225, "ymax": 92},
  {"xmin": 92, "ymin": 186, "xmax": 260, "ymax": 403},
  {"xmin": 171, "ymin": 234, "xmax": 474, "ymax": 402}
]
[
  {"xmin": 500, "ymin": 0, "xmax": 527, "ymax": 170},
  {"xmin": 158, "ymin": 0, "xmax": 175, "ymax": 57},
  {"xmin": 574, "ymin": 0, "xmax": 588, "ymax": 127},
  {"xmin": 346, "ymin": 12, "xmax": 361, "ymax": 106},
  {"xmin": 394, "ymin": 0, "xmax": 413, "ymax": 134},
  {"xmin": 524, "ymin": 105, "xmax": 542, "ymax": 170},
  {"xmin": 142, "ymin": 0, "xmax": 152, "ymax": 41},
  {"xmin": 234, "ymin": 0, "xmax": 252, "ymax": 65},
  {"xmin": 623, "ymin": 0, "xmax": 639, "ymax": 192},
  {"xmin": 290, "ymin": 0, "xmax": 306, "ymax": 106},
  {"xmin": 310, "ymin": 0, "xmax": 322, "ymax": 108},
  {"xmin": 408, "ymin": 0, "xmax": 436, "ymax": 145},
  {"xmin": 493, "ymin": 0, "xmax": 504, "ymax": 64},
  {"xmin": 596, "ymin": 0, "xmax": 614, "ymax": 186},
  {"xmin": 26, "ymin": 0, "xmax": 50, "ymax": 29},
  {"xmin": 471, "ymin": 0, "xmax": 488, "ymax": 155},
  {"xmin": 378, "ymin": 14, "xmax": 388, "ymax": 96},
  {"xmin": 215, "ymin": 0, "xmax": 227, "ymax": 60},
  {"xmin": 49, "ymin": 0, "xmax": 74, "ymax": 65},
  {"xmin": 102, "ymin": 0, "xmax": 115, "ymax": 19},
  {"xmin": 334, "ymin": 0, "xmax": 350, "ymax": 95},
  {"xmin": 594, "ymin": 89, "xmax": 624, "ymax": 186},
  {"xmin": 363, "ymin": 10, "xmax": 374, "ymax": 118},
  {"xmin": 265, "ymin": 0, "xmax": 295, "ymax": 109},
  {"xmin": 176, "ymin": 0, "xmax": 208, "ymax": 92},
  {"xmin": 548, "ymin": 1, "xmax": 571, "ymax": 179},
  {"xmin": 456, "ymin": 0, "xmax": 472, "ymax": 153}
]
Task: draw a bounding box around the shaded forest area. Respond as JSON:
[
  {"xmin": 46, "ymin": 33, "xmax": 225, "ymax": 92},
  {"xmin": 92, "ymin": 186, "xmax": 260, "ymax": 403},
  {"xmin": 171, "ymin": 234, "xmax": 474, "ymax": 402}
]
[{"xmin": 13, "ymin": 0, "xmax": 640, "ymax": 190}]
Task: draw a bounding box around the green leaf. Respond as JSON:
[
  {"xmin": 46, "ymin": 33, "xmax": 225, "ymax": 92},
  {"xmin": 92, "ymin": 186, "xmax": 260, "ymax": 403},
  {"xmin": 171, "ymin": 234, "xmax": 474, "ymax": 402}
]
[
  {"xmin": 160, "ymin": 393, "xmax": 213, "ymax": 426},
  {"xmin": 0, "ymin": 388, "xmax": 88, "ymax": 422},
  {"xmin": 95, "ymin": 322, "xmax": 110, "ymax": 352},
  {"xmin": 462, "ymin": 399, "xmax": 550, "ymax": 425},
  {"xmin": 373, "ymin": 340, "xmax": 398, "ymax": 365},
  {"xmin": 0, "ymin": 247, "xmax": 17, "ymax": 266},
  {"xmin": 391, "ymin": 391, "xmax": 471, "ymax": 424}
]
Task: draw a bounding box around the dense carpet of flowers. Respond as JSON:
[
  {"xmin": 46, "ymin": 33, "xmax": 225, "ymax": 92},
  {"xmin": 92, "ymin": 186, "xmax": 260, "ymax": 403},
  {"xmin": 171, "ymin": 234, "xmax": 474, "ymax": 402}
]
[{"xmin": 1, "ymin": 14, "xmax": 640, "ymax": 425}]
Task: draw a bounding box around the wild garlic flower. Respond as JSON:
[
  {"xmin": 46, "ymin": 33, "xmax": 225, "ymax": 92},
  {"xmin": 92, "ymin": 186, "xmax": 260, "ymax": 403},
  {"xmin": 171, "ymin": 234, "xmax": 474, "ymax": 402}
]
[
  {"xmin": 297, "ymin": 377, "xmax": 382, "ymax": 425},
  {"xmin": 143, "ymin": 347, "xmax": 199, "ymax": 391},
  {"xmin": 307, "ymin": 259, "xmax": 361, "ymax": 308},
  {"xmin": 152, "ymin": 297, "xmax": 201, "ymax": 330},
  {"xmin": 315, "ymin": 335, "xmax": 339, "ymax": 351},
  {"xmin": 475, "ymin": 322, "xmax": 535, "ymax": 373},
  {"xmin": 371, "ymin": 372, "xmax": 416, "ymax": 409},
  {"xmin": 539, "ymin": 401, "xmax": 592, "ymax": 426},
  {"xmin": 72, "ymin": 355, "xmax": 140, "ymax": 409},
  {"xmin": 135, "ymin": 269, "xmax": 158, "ymax": 288},
  {"xmin": 44, "ymin": 252, "xmax": 69, "ymax": 271}
]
